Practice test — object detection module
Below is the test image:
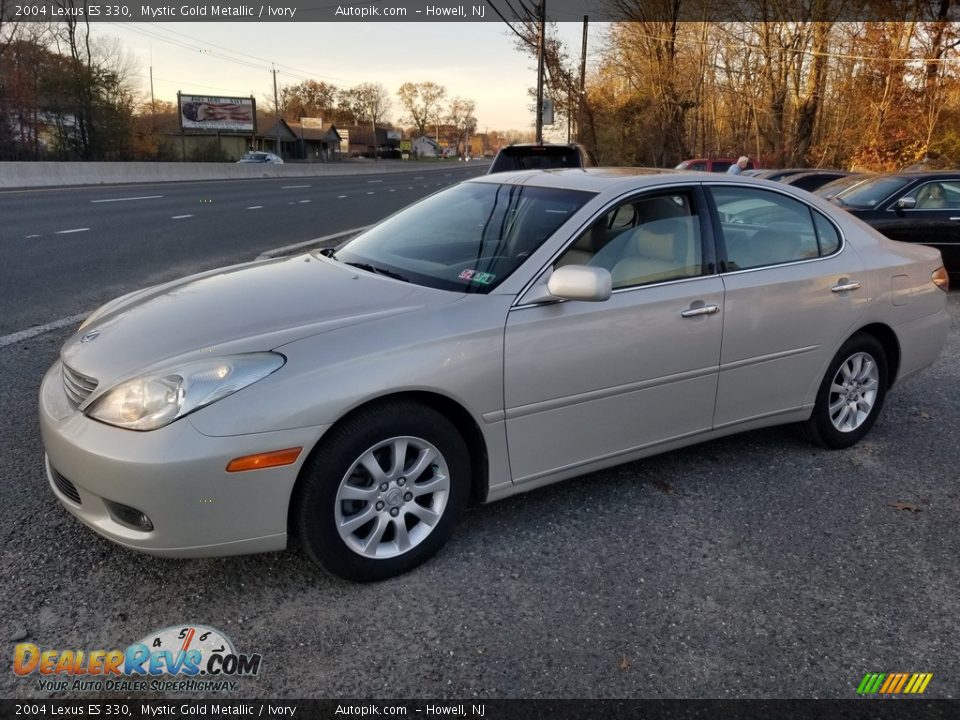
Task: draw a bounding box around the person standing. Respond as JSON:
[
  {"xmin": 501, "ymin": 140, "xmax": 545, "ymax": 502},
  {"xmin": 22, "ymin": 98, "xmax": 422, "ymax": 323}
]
[{"xmin": 727, "ymin": 156, "xmax": 750, "ymax": 175}]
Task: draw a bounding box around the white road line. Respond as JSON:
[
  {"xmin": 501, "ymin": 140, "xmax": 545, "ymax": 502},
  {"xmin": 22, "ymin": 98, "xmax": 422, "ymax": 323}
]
[
  {"xmin": 389, "ymin": 189, "xmax": 396, "ymax": 192},
  {"xmin": 368, "ymin": 180, "xmax": 383, "ymax": 183},
  {"xmin": 414, "ymin": 176, "xmax": 424, "ymax": 180},
  {"xmin": 366, "ymin": 191, "xmax": 375, "ymax": 195},
  {"xmin": 91, "ymin": 195, "xmax": 163, "ymax": 204},
  {"xmin": 25, "ymin": 234, "xmax": 40, "ymax": 239},
  {"xmin": 55, "ymin": 228, "xmax": 89, "ymax": 234},
  {"xmin": 338, "ymin": 195, "xmax": 348, "ymax": 199},
  {"xmin": 298, "ymin": 200, "xmax": 311, "ymax": 204},
  {"xmin": 246, "ymin": 206, "xmax": 263, "ymax": 210},
  {"xmin": 0, "ymin": 312, "xmax": 88, "ymax": 349},
  {"xmin": 171, "ymin": 214, "xmax": 193, "ymax": 219},
  {"xmin": 281, "ymin": 185, "xmax": 310, "ymax": 189}
]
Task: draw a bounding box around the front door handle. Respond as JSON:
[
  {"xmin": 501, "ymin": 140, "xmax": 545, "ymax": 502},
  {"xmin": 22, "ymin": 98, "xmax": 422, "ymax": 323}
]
[
  {"xmin": 831, "ymin": 279, "xmax": 862, "ymax": 293},
  {"xmin": 680, "ymin": 304, "xmax": 719, "ymax": 318},
  {"xmin": 949, "ymin": 217, "xmax": 960, "ymax": 221}
]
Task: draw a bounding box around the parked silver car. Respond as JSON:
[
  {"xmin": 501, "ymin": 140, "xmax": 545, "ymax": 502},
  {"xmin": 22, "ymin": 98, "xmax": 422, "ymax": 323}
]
[{"xmin": 40, "ymin": 169, "xmax": 950, "ymax": 581}]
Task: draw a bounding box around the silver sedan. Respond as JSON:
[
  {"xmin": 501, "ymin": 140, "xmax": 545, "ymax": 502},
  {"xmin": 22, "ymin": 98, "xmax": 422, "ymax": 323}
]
[{"xmin": 39, "ymin": 169, "xmax": 950, "ymax": 581}]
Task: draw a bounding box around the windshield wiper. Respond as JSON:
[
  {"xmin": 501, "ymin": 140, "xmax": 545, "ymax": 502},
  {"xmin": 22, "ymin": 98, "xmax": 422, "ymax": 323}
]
[{"xmin": 344, "ymin": 262, "xmax": 410, "ymax": 283}]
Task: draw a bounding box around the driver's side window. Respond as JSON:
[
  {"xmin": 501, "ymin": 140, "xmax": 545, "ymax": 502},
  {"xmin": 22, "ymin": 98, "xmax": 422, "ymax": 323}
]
[
  {"xmin": 555, "ymin": 191, "xmax": 704, "ymax": 289},
  {"xmin": 904, "ymin": 180, "xmax": 958, "ymax": 209}
]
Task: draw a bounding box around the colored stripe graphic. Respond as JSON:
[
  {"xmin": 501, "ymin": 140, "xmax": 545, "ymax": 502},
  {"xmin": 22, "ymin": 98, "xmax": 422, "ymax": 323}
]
[{"xmin": 857, "ymin": 672, "xmax": 932, "ymax": 694}]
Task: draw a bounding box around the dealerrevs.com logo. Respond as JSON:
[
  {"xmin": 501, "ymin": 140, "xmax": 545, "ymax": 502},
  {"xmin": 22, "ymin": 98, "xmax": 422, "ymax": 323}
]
[{"xmin": 13, "ymin": 624, "xmax": 262, "ymax": 693}]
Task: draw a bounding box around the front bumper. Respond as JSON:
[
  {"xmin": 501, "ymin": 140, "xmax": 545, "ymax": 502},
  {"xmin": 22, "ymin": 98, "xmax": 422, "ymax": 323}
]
[{"xmin": 39, "ymin": 361, "xmax": 327, "ymax": 557}]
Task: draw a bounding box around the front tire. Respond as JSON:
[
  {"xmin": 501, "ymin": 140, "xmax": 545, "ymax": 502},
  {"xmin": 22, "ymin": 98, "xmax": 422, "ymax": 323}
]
[
  {"xmin": 294, "ymin": 401, "xmax": 469, "ymax": 582},
  {"xmin": 802, "ymin": 332, "xmax": 888, "ymax": 449}
]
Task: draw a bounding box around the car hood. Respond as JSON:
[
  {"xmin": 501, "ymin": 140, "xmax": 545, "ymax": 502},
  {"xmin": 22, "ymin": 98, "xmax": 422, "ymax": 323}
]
[{"xmin": 61, "ymin": 254, "xmax": 459, "ymax": 386}]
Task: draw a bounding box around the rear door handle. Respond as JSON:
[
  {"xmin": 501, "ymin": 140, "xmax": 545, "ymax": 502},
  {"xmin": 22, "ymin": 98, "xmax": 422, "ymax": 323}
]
[
  {"xmin": 680, "ymin": 304, "xmax": 719, "ymax": 318},
  {"xmin": 831, "ymin": 280, "xmax": 862, "ymax": 293},
  {"xmin": 950, "ymin": 217, "xmax": 960, "ymax": 221}
]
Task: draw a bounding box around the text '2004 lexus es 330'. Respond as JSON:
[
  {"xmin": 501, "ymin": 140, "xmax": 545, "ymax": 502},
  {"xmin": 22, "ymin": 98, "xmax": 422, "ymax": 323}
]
[{"xmin": 40, "ymin": 169, "xmax": 950, "ymax": 581}]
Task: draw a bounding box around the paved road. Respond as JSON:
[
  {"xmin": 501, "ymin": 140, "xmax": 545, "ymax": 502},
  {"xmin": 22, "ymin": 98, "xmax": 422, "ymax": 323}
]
[{"xmin": 0, "ymin": 163, "xmax": 487, "ymax": 334}]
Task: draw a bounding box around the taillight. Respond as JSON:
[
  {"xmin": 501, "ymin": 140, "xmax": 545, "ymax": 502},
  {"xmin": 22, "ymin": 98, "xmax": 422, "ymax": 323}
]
[{"xmin": 932, "ymin": 266, "xmax": 949, "ymax": 292}]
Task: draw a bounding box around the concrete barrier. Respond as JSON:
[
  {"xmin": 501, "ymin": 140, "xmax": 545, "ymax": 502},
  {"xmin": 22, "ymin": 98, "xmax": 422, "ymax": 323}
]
[{"xmin": 0, "ymin": 159, "xmax": 490, "ymax": 189}]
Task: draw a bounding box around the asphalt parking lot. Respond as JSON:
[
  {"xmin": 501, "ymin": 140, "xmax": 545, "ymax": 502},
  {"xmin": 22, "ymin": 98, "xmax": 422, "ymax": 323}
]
[{"xmin": 2, "ymin": 291, "xmax": 958, "ymax": 700}]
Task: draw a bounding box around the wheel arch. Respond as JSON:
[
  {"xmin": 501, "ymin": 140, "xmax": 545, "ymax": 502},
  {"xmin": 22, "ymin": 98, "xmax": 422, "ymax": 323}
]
[
  {"xmin": 854, "ymin": 322, "xmax": 901, "ymax": 388},
  {"xmin": 287, "ymin": 391, "xmax": 490, "ymax": 537}
]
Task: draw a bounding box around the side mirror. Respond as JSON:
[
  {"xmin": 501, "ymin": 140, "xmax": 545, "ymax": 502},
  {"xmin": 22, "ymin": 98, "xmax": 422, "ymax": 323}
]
[
  {"xmin": 524, "ymin": 265, "xmax": 612, "ymax": 304},
  {"xmin": 896, "ymin": 196, "xmax": 917, "ymax": 210}
]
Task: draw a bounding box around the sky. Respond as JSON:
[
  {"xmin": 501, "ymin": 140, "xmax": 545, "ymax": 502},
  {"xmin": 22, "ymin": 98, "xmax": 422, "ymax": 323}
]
[{"xmin": 98, "ymin": 22, "xmax": 603, "ymax": 132}]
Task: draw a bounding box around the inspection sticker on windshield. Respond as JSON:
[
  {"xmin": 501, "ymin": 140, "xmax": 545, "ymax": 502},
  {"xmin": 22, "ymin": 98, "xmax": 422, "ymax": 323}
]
[{"xmin": 458, "ymin": 269, "xmax": 496, "ymax": 285}]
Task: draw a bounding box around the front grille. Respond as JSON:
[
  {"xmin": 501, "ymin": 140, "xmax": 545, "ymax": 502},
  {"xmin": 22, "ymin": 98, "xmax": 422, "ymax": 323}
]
[
  {"xmin": 62, "ymin": 363, "xmax": 98, "ymax": 407},
  {"xmin": 51, "ymin": 467, "xmax": 82, "ymax": 505}
]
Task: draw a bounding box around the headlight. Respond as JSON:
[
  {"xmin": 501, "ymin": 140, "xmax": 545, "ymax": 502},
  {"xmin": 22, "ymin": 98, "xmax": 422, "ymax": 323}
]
[{"xmin": 86, "ymin": 353, "xmax": 285, "ymax": 431}]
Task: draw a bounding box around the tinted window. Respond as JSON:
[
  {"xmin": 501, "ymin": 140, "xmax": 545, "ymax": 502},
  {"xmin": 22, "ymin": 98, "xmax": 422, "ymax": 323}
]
[
  {"xmin": 902, "ymin": 180, "xmax": 960, "ymax": 209},
  {"xmin": 556, "ymin": 191, "xmax": 705, "ymax": 289},
  {"xmin": 711, "ymin": 161, "xmax": 732, "ymax": 172},
  {"xmin": 489, "ymin": 146, "xmax": 583, "ymax": 173},
  {"xmin": 711, "ymin": 187, "xmax": 820, "ymax": 270},
  {"xmin": 833, "ymin": 176, "xmax": 911, "ymax": 208},
  {"xmin": 333, "ymin": 182, "xmax": 595, "ymax": 293}
]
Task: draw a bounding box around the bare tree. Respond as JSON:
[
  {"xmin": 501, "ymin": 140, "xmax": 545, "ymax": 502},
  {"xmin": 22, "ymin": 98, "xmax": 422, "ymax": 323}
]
[
  {"xmin": 397, "ymin": 81, "xmax": 447, "ymax": 137},
  {"xmin": 280, "ymin": 80, "xmax": 338, "ymax": 121},
  {"xmin": 339, "ymin": 82, "xmax": 392, "ymax": 125},
  {"xmin": 446, "ymin": 97, "xmax": 477, "ymax": 157}
]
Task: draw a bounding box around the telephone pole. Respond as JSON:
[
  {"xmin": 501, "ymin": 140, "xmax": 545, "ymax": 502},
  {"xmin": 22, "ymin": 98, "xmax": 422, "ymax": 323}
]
[
  {"xmin": 535, "ymin": 0, "xmax": 546, "ymax": 144},
  {"xmin": 272, "ymin": 66, "xmax": 281, "ymax": 157}
]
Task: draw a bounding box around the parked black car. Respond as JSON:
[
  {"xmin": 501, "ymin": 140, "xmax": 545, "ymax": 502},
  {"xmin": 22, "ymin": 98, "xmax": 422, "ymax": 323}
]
[
  {"xmin": 487, "ymin": 143, "xmax": 597, "ymax": 174},
  {"xmin": 832, "ymin": 171, "xmax": 960, "ymax": 280},
  {"xmin": 813, "ymin": 174, "xmax": 870, "ymax": 200},
  {"xmin": 782, "ymin": 170, "xmax": 857, "ymax": 192}
]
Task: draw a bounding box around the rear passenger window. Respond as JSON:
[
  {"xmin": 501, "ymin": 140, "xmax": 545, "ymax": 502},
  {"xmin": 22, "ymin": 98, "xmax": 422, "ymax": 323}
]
[
  {"xmin": 812, "ymin": 211, "xmax": 841, "ymax": 255},
  {"xmin": 711, "ymin": 187, "xmax": 821, "ymax": 271}
]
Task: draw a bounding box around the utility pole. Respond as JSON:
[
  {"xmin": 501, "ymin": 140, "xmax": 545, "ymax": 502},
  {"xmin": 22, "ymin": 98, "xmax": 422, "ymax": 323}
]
[
  {"xmin": 272, "ymin": 65, "xmax": 281, "ymax": 157},
  {"xmin": 535, "ymin": 0, "xmax": 546, "ymax": 144},
  {"xmin": 579, "ymin": 15, "xmax": 588, "ymax": 145}
]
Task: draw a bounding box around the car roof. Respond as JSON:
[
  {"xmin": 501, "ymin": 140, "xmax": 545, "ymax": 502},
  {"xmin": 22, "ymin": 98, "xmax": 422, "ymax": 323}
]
[
  {"xmin": 467, "ymin": 166, "xmax": 841, "ymax": 198},
  {"xmin": 870, "ymin": 170, "xmax": 960, "ymax": 180},
  {"xmin": 469, "ymin": 167, "xmax": 676, "ymax": 192},
  {"xmin": 498, "ymin": 143, "xmax": 584, "ymax": 150}
]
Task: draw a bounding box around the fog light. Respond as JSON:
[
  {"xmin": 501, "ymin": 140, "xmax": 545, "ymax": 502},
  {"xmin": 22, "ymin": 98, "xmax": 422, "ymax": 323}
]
[{"xmin": 104, "ymin": 499, "xmax": 154, "ymax": 532}]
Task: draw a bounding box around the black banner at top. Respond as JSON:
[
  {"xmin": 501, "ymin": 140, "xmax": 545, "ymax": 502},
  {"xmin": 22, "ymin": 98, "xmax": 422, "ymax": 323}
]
[
  {"xmin": 0, "ymin": 699, "xmax": 958, "ymax": 720},
  {"xmin": 2, "ymin": 0, "xmax": 959, "ymax": 23}
]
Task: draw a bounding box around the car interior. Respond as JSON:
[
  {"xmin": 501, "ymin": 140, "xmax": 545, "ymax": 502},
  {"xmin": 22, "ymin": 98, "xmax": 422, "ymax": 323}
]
[{"xmin": 557, "ymin": 194, "xmax": 703, "ymax": 287}]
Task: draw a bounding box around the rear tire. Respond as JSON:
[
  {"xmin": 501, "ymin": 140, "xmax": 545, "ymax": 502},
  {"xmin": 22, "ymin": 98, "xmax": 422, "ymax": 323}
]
[
  {"xmin": 801, "ymin": 333, "xmax": 888, "ymax": 449},
  {"xmin": 293, "ymin": 401, "xmax": 469, "ymax": 582}
]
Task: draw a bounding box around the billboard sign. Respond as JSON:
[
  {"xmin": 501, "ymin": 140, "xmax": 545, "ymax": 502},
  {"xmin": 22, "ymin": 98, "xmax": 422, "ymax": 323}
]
[{"xmin": 179, "ymin": 95, "xmax": 256, "ymax": 132}]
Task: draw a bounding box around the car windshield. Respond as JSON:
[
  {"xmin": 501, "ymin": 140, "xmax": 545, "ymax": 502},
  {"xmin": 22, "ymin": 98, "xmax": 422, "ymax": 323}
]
[
  {"xmin": 832, "ymin": 176, "xmax": 911, "ymax": 208},
  {"xmin": 329, "ymin": 182, "xmax": 595, "ymax": 293},
  {"xmin": 241, "ymin": 153, "xmax": 266, "ymax": 161},
  {"xmin": 813, "ymin": 175, "xmax": 865, "ymax": 197}
]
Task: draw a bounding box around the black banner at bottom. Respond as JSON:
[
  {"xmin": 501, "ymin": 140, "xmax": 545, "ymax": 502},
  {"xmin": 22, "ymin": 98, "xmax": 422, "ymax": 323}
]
[{"xmin": 2, "ymin": 699, "xmax": 957, "ymax": 720}]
